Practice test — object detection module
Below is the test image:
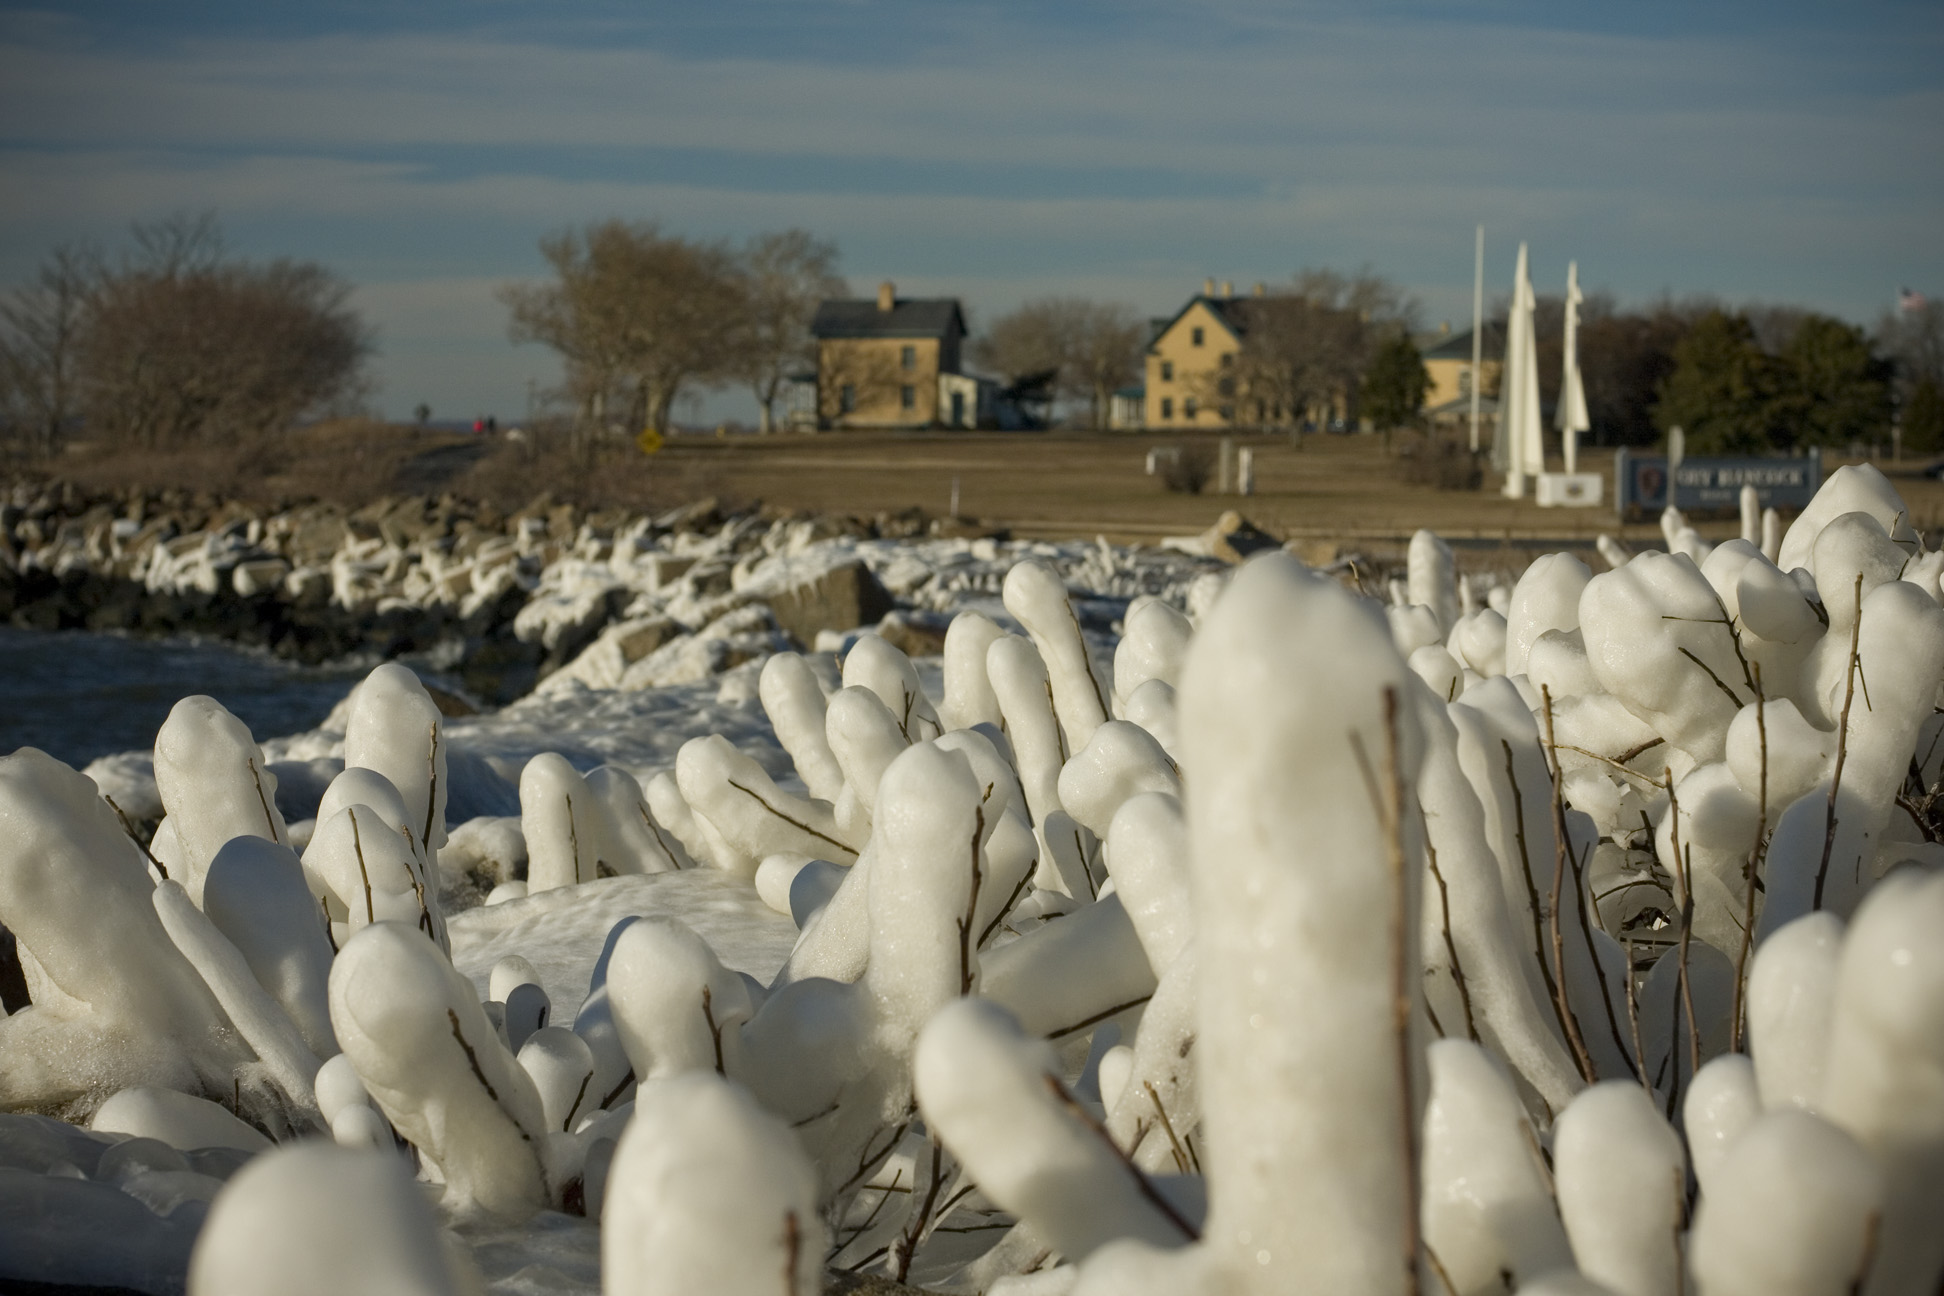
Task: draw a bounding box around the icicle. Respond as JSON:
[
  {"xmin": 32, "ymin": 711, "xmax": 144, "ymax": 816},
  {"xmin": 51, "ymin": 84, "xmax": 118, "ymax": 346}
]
[
  {"xmin": 202, "ymin": 836, "xmax": 338, "ymax": 1059},
  {"xmin": 761, "ymin": 653, "xmax": 847, "ymax": 802},
  {"xmin": 1687, "ymin": 1111, "xmax": 1884, "ymax": 1296},
  {"xmin": 343, "ymin": 663, "xmax": 447, "ymax": 854},
  {"xmin": 328, "ymin": 921, "xmax": 551, "ymax": 1220},
  {"xmin": 1177, "ymin": 552, "xmax": 1425, "ymax": 1294},
  {"xmin": 603, "ymin": 1072, "xmax": 826, "ymax": 1296},
  {"xmin": 1003, "ymin": 558, "xmax": 1111, "ymax": 752},
  {"xmin": 940, "ymin": 611, "xmax": 1010, "ymax": 733},
  {"xmin": 1552, "ymin": 1081, "xmax": 1685, "ymax": 1296},
  {"xmin": 1819, "ymin": 869, "xmax": 1944, "ymax": 1292},
  {"xmin": 188, "ymin": 1143, "xmax": 473, "ymax": 1295},
  {"xmin": 1419, "ymin": 1039, "xmax": 1572, "ymax": 1292},
  {"xmin": 153, "ymin": 696, "xmax": 287, "ymax": 906},
  {"xmin": 917, "ymin": 998, "xmax": 1197, "ymax": 1262}
]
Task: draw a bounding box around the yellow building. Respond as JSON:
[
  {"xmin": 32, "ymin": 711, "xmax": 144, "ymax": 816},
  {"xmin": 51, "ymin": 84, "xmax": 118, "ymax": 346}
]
[
  {"xmin": 811, "ymin": 282, "xmax": 967, "ymax": 429},
  {"xmin": 1419, "ymin": 323, "xmax": 1503, "ymax": 424},
  {"xmin": 1139, "ymin": 280, "xmax": 1359, "ymax": 431},
  {"xmin": 1143, "ymin": 281, "xmax": 1247, "ymax": 429}
]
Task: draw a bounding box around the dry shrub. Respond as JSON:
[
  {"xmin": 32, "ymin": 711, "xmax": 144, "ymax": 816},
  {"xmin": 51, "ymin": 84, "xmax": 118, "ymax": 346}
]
[
  {"xmin": 1159, "ymin": 444, "xmax": 1216, "ymax": 494},
  {"xmin": 31, "ymin": 418, "xmax": 429, "ymax": 506},
  {"xmin": 1395, "ymin": 429, "xmax": 1482, "ymax": 491},
  {"xmin": 453, "ymin": 429, "xmax": 725, "ymax": 516}
]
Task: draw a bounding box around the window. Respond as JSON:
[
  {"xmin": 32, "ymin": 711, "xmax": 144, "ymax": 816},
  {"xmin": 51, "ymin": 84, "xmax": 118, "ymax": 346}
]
[
  {"xmin": 900, "ymin": 384, "xmax": 916, "ymax": 410},
  {"xmin": 1160, "ymin": 397, "xmax": 1174, "ymax": 419},
  {"xmin": 1183, "ymin": 397, "xmax": 1198, "ymax": 417},
  {"xmin": 1160, "ymin": 360, "xmax": 1174, "ymax": 382},
  {"xmin": 1217, "ymin": 377, "xmax": 1235, "ymax": 397},
  {"xmin": 1219, "ymin": 352, "xmax": 1233, "ymax": 368},
  {"xmin": 1219, "ymin": 405, "xmax": 1234, "ymax": 421},
  {"xmin": 1191, "ymin": 327, "xmax": 1204, "ymax": 346},
  {"xmin": 901, "ymin": 345, "xmax": 916, "ymax": 370},
  {"xmin": 840, "ymin": 385, "xmax": 856, "ymax": 413},
  {"xmin": 1459, "ymin": 369, "xmax": 1473, "ymax": 396}
]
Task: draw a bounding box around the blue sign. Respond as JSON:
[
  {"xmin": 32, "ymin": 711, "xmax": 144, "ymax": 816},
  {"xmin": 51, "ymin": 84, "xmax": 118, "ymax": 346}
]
[{"xmin": 1614, "ymin": 448, "xmax": 1822, "ymax": 520}]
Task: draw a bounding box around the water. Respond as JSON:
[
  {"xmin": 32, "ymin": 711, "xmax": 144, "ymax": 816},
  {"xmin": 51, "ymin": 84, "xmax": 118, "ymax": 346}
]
[{"xmin": 0, "ymin": 626, "xmax": 369, "ymax": 768}]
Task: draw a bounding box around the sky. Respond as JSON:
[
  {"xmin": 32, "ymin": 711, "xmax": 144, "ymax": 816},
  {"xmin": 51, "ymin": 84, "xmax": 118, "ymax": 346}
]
[{"xmin": 1, "ymin": 1, "xmax": 1939, "ymax": 424}]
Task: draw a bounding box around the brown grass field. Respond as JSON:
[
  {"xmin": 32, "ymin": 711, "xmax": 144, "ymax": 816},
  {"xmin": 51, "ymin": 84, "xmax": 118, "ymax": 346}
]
[
  {"xmin": 644, "ymin": 429, "xmax": 1944, "ymax": 560},
  {"xmin": 27, "ymin": 423, "xmax": 1944, "ymax": 570}
]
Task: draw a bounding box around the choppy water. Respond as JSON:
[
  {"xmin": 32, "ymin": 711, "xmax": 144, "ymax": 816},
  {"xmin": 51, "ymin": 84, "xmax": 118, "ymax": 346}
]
[{"xmin": 0, "ymin": 627, "xmax": 368, "ymax": 768}]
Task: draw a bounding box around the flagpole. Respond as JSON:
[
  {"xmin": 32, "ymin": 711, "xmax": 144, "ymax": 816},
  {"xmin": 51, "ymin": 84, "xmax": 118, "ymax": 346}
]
[{"xmin": 1469, "ymin": 225, "xmax": 1483, "ymax": 454}]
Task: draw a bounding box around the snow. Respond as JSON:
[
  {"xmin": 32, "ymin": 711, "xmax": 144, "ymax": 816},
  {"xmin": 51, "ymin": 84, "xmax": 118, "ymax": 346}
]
[{"xmin": 10, "ymin": 468, "xmax": 1944, "ymax": 1293}]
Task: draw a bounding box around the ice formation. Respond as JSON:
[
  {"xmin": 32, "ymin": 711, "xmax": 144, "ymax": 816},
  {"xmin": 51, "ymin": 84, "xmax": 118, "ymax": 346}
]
[{"xmin": 4, "ymin": 462, "xmax": 1944, "ymax": 1295}]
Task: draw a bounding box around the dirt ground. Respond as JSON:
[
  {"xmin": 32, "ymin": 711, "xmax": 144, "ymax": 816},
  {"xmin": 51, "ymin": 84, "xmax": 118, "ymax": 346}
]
[
  {"xmin": 28, "ymin": 424, "xmax": 1943, "ymax": 571},
  {"xmin": 645, "ymin": 429, "xmax": 1944, "ymax": 563}
]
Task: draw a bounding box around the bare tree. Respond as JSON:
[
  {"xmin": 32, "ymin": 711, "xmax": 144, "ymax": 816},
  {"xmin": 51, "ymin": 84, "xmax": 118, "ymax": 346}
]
[
  {"xmin": 975, "ymin": 297, "xmax": 1145, "ymax": 428},
  {"xmin": 1879, "ymin": 296, "xmax": 1943, "ymax": 390},
  {"xmin": 0, "ymin": 243, "xmax": 97, "ymax": 454},
  {"xmin": 734, "ymin": 230, "xmax": 845, "ymax": 434},
  {"xmin": 502, "ymin": 221, "xmax": 746, "ymax": 446},
  {"xmin": 1198, "ymin": 269, "xmax": 1418, "ymax": 433},
  {"xmin": 74, "ymin": 215, "xmax": 370, "ymax": 447},
  {"xmin": 1196, "ymin": 295, "xmax": 1365, "ymax": 431},
  {"xmin": 816, "ymin": 340, "xmax": 905, "ymax": 427}
]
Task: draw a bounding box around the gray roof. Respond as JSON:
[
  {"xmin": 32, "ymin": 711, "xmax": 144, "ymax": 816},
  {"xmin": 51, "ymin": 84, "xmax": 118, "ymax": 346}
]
[
  {"xmin": 1421, "ymin": 323, "xmax": 1504, "ymax": 362},
  {"xmin": 812, "ymin": 297, "xmax": 966, "ymax": 340}
]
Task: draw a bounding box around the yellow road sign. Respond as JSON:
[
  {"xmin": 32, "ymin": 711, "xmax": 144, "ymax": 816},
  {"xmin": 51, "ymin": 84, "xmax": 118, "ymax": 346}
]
[{"xmin": 636, "ymin": 427, "xmax": 664, "ymax": 455}]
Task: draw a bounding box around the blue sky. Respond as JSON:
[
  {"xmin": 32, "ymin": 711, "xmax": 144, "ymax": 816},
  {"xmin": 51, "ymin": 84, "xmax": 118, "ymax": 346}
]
[{"xmin": 2, "ymin": 1, "xmax": 1939, "ymax": 423}]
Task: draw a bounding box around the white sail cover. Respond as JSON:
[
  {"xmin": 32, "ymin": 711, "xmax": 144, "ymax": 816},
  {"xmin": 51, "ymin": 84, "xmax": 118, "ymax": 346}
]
[
  {"xmin": 1556, "ymin": 260, "xmax": 1591, "ymax": 473},
  {"xmin": 1500, "ymin": 242, "xmax": 1544, "ymax": 498}
]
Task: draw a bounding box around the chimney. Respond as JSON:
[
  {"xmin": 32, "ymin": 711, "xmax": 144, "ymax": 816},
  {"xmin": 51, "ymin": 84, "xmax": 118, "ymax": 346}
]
[
  {"xmin": 877, "ymin": 281, "xmax": 896, "ymax": 312},
  {"xmin": 1203, "ymin": 278, "xmax": 1216, "ymax": 297},
  {"xmin": 1221, "ymin": 280, "xmax": 1233, "ymax": 298},
  {"xmin": 1253, "ymin": 282, "xmax": 1266, "ymax": 296}
]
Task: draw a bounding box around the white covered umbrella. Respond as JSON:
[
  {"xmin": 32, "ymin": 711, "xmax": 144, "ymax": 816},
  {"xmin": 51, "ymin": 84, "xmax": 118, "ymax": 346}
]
[
  {"xmin": 1556, "ymin": 260, "xmax": 1591, "ymax": 474},
  {"xmin": 1500, "ymin": 242, "xmax": 1544, "ymax": 499}
]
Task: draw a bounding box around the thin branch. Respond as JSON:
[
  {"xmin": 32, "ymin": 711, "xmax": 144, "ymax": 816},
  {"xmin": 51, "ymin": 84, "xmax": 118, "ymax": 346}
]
[
  {"xmin": 1426, "ymin": 846, "xmax": 1478, "ymax": 1042},
  {"xmin": 1542, "ymin": 687, "xmax": 1600, "ymax": 1084},
  {"xmin": 1046, "ymin": 995, "xmax": 1154, "ymax": 1041},
  {"xmin": 1504, "ymin": 740, "xmax": 1571, "ymax": 1052},
  {"xmin": 1731, "ymin": 665, "xmax": 1768, "ymax": 1052},
  {"xmin": 248, "ymin": 758, "xmax": 279, "ymax": 838},
  {"xmin": 104, "ymin": 794, "xmax": 166, "ymax": 877},
  {"xmin": 1378, "ymin": 687, "xmax": 1424, "ymax": 1296},
  {"xmin": 1815, "ymin": 574, "xmax": 1865, "ymax": 910},
  {"xmin": 727, "ymin": 777, "xmax": 855, "ymax": 856},
  {"xmin": 350, "ymin": 810, "xmax": 375, "ymax": 924},
  {"xmin": 1144, "ymin": 1079, "xmax": 1194, "ymax": 1174},
  {"xmin": 1042, "ymin": 1074, "xmax": 1199, "ymax": 1242},
  {"xmin": 957, "ymin": 807, "xmax": 986, "ymax": 995},
  {"xmin": 422, "ymin": 721, "xmax": 440, "ymax": 853},
  {"xmin": 1677, "ymin": 646, "xmax": 1746, "ymax": 708}
]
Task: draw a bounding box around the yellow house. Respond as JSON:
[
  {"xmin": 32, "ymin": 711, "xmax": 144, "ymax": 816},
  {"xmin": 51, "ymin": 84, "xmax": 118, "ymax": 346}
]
[
  {"xmin": 811, "ymin": 282, "xmax": 967, "ymax": 429},
  {"xmin": 1144, "ymin": 281, "xmax": 1247, "ymax": 429},
  {"xmin": 1419, "ymin": 323, "xmax": 1503, "ymax": 423},
  {"xmin": 1140, "ymin": 280, "xmax": 1360, "ymax": 430}
]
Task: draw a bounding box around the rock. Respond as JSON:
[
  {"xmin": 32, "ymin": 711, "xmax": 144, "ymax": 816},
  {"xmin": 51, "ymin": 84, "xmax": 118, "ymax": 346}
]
[
  {"xmin": 930, "ymin": 515, "xmax": 1009, "ymax": 541},
  {"xmin": 875, "ymin": 610, "xmax": 950, "ymax": 658},
  {"xmin": 1285, "ymin": 538, "xmax": 1342, "ymax": 568},
  {"xmin": 657, "ymin": 496, "xmax": 721, "ymax": 532},
  {"xmin": 766, "ymin": 559, "xmax": 895, "ymax": 650},
  {"xmin": 1203, "ymin": 510, "xmax": 1281, "ymax": 564},
  {"xmin": 608, "ymin": 616, "xmax": 683, "ymax": 664}
]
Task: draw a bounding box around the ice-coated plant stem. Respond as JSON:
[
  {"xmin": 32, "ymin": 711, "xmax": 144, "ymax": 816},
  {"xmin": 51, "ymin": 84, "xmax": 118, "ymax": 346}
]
[{"xmin": 1178, "ymin": 552, "xmax": 1426, "ymax": 1294}]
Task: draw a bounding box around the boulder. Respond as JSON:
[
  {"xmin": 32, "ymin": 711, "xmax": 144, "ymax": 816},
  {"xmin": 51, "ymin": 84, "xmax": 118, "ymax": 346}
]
[
  {"xmin": 1203, "ymin": 510, "xmax": 1281, "ymax": 564},
  {"xmin": 765, "ymin": 559, "xmax": 895, "ymax": 650}
]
